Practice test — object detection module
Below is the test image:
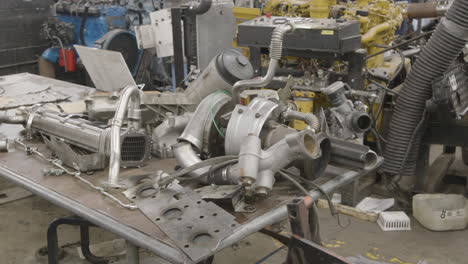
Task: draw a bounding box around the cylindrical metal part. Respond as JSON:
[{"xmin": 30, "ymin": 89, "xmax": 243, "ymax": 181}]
[
  {"xmin": 330, "ymin": 138, "xmax": 378, "ymax": 169},
  {"xmin": 30, "ymin": 110, "xmax": 105, "ymax": 153},
  {"xmin": 239, "ymin": 135, "xmax": 262, "ymax": 185},
  {"xmin": 184, "ymin": 49, "xmax": 253, "ymax": 110},
  {"xmin": 0, "ymin": 139, "xmax": 9, "ymax": 152},
  {"xmin": 406, "ymin": 2, "xmax": 438, "ymax": 19}
]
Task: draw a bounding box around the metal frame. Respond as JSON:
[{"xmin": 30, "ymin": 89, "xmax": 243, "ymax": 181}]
[{"xmin": 0, "ymin": 157, "xmax": 382, "ymax": 264}]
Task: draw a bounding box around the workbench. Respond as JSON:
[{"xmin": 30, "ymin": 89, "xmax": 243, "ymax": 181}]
[{"xmin": 0, "ymin": 73, "xmax": 381, "ymax": 264}]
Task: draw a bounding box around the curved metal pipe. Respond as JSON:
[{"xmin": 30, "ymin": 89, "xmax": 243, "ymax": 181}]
[
  {"xmin": 282, "ymin": 110, "xmax": 320, "ymax": 132},
  {"xmin": 106, "ymin": 85, "xmax": 141, "ymax": 188},
  {"xmin": 232, "ymin": 59, "xmax": 279, "ymax": 104},
  {"xmin": 232, "ymin": 23, "xmax": 294, "ymax": 103},
  {"xmin": 172, "ymin": 142, "xmax": 209, "ymax": 180},
  {"xmin": 179, "ymin": 92, "xmax": 231, "ymax": 151}
]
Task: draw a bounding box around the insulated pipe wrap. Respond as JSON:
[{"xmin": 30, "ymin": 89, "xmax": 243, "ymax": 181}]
[{"xmin": 384, "ymin": 0, "xmax": 468, "ymax": 177}]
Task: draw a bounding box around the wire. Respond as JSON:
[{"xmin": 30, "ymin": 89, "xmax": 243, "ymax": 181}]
[
  {"xmin": 280, "ymin": 169, "xmax": 351, "ymax": 229},
  {"xmin": 209, "ymin": 90, "xmax": 232, "ymax": 138},
  {"xmin": 278, "ymin": 170, "xmax": 321, "ymax": 243},
  {"xmin": 158, "ymin": 155, "xmax": 238, "ymax": 186},
  {"xmin": 14, "ymin": 139, "xmax": 138, "ymax": 210}
]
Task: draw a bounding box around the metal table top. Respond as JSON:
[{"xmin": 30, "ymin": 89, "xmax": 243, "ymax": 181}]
[{"xmin": 0, "ymin": 73, "xmax": 378, "ymax": 263}]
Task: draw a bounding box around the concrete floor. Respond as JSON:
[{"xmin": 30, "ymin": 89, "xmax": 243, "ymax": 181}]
[{"xmin": 0, "ymin": 173, "xmax": 466, "ymax": 264}]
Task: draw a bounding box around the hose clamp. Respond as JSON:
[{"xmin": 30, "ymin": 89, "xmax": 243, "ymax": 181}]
[{"xmin": 441, "ymin": 18, "xmax": 468, "ymax": 41}]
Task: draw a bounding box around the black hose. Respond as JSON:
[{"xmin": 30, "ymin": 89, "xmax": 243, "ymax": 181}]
[
  {"xmin": 384, "ymin": 0, "xmax": 468, "ymax": 177},
  {"xmin": 80, "ymin": 5, "xmax": 89, "ymax": 46}
]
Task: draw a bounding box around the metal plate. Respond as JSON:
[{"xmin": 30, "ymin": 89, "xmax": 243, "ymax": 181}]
[
  {"xmin": 74, "ymin": 45, "xmax": 136, "ymax": 92},
  {"xmin": 136, "ymin": 189, "xmax": 238, "ymax": 262}
]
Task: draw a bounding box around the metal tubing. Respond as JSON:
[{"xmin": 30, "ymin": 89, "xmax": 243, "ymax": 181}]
[
  {"xmin": 330, "ymin": 138, "xmax": 378, "ymax": 169},
  {"xmin": 232, "ymin": 59, "xmax": 279, "ymax": 104},
  {"xmin": 108, "ymin": 85, "xmax": 141, "ymax": 187},
  {"xmin": 216, "ymin": 158, "xmax": 383, "ymax": 253},
  {"xmin": 0, "ymin": 166, "xmax": 189, "ymax": 264},
  {"xmin": 0, "ymin": 114, "xmax": 26, "ymax": 124}
]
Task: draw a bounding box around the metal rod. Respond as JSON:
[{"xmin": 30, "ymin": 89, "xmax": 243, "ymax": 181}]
[
  {"xmin": 0, "ymin": 166, "xmax": 190, "ymax": 264},
  {"xmin": 215, "ymin": 158, "xmax": 383, "ymax": 252}
]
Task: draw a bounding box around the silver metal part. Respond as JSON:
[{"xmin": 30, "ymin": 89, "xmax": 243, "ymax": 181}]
[
  {"xmin": 225, "ymin": 97, "xmax": 279, "ymax": 155},
  {"xmin": 330, "ymin": 138, "xmax": 378, "ymax": 169},
  {"xmin": 136, "ymin": 189, "xmax": 237, "ymax": 263},
  {"xmin": 323, "ymin": 81, "xmax": 372, "ymax": 139},
  {"xmin": 232, "ymin": 23, "xmax": 294, "ymax": 103},
  {"xmin": 173, "ymin": 142, "xmax": 209, "ymax": 180},
  {"xmin": 196, "ymin": 0, "xmax": 236, "ymax": 69},
  {"xmin": 107, "ymin": 85, "xmax": 143, "ymax": 187},
  {"xmin": 179, "ymin": 92, "xmax": 231, "ymax": 151},
  {"xmin": 229, "ymin": 130, "xmax": 329, "ymax": 194},
  {"xmin": 152, "ymin": 113, "xmax": 192, "ymax": 158}
]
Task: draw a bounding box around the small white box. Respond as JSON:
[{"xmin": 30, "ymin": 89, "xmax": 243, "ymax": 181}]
[{"xmin": 377, "ymin": 211, "xmax": 411, "ymax": 231}]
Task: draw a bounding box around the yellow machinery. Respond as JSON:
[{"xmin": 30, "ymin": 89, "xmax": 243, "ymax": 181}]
[{"xmin": 264, "ymin": 0, "xmax": 403, "ymax": 68}]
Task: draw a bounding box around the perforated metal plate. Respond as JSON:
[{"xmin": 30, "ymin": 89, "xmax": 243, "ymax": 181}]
[{"xmin": 136, "ymin": 189, "xmax": 238, "ymax": 262}]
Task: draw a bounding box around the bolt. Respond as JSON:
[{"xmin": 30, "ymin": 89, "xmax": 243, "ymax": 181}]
[
  {"xmin": 255, "ymin": 113, "xmax": 261, "ymax": 118},
  {"xmin": 238, "ymin": 109, "xmax": 244, "ymax": 114}
]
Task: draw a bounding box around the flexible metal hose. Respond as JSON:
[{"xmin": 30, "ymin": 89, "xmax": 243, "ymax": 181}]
[
  {"xmin": 283, "ymin": 110, "xmax": 320, "ymax": 132},
  {"xmin": 384, "ymin": 0, "xmax": 468, "ymax": 177},
  {"xmin": 232, "ymin": 23, "xmax": 294, "ymax": 103}
]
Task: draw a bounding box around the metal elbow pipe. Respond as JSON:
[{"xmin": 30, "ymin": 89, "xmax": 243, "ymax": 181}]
[
  {"xmin": 179, "ymin": 92, "xmax": 231, "ymax": 151},
  {"xmin": 172, "ymin": 142, "xmax": 209, "ymax": 179},
  {"xmin": 107, "ymin": 85, "xmax": 141, "ymax": 188},
  {"xmin": 232, "ymin": 23, "xmax": 294, "ymax": 103}
]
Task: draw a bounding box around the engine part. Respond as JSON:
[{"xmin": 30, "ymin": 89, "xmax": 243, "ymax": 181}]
[
  {"xmin": 108, "ymin": 85, "xmax": 145, "ymax": 187},
  {"xmin": 233, "ymin": 22, "xmax": 294, "ymax": 103},
  {"xmin": 323, "ymin": 81, "xmax": 372, "ymax": 139},
  {"xmin": 329, "ymin": 138, "xmax": 378, "ymax": 170},
  {"xmin": 282, "ymin": 110, "xmax": 320, "ymax": 132},
  {"xmin": 428, "ymin": 62, "xmax": 468, "ymax": 119},
  {"xmin": 225, "ymin": 97, "xmax": 279, "ymax": 155},
  {"xmin": 0, "ymin": 106, "xmax": 150, "ymax": 172},
  {"xmin": 228, "ymin": 130, "xmax": 330, "ymax": 194},
  {"xmin": 182, "ymin": 48, "xmax": 254, "ymax": 110},
  {"xmin": 384, "ymin": 0, "xmax": 468, "ymax": 177},
  {"xmin": 237, "ymin": 16, "xmax": 361, "ymax": 55},
  {"xmin": 152, "ymin": 113, "xmax": 192, "ymax": 158}
]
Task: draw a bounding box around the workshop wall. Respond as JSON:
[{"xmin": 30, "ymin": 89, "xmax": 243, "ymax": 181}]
[{"xmin": 0, "ymin": 0, "xmax": 53, "ymax": 75}]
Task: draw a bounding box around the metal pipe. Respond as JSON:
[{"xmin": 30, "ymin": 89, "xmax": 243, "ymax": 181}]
[
  {"xmin": 232, "ymin": 59, "xmax": 279, "ymax": 104},
  {"xmin": 330, "ymin": 138, "xmax": 378, "ymax": 169},
  {"xmin": 0, "ymin": 166, "xmax": 189, "ymax": 264},
  {"xmin": 282, "ymin": 110, "xmax": 320, "ymax": 132},
  {"xmin": 232, "ymin": 23, "xmax": 294, "ymax": 103},
  {"xmin": 188, "ymin": 0, "xmax": 212, "ymax": 15},
  {"xmin": 216, "ymin": 158, "xmax": 383, "ymax": 253},
  {"xmin": 172, "ymin": 142, "xmax": 209, "ymax": 179},
  {"xmin": 107, "ymin": 85, "xmax": 141, "ymax": 187},
  {"xmin": 0, "ymin": 114, "xmax": 26, "ymax": 124}
]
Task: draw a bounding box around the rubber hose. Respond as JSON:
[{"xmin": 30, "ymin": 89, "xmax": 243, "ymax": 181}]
[
  {"xmin": 80, "ymin": 5, "xmax": 89, "ymax": 46},
  {"xmin": 383, "ymin": 0, "xmax": 468, "ymax": 177}
]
